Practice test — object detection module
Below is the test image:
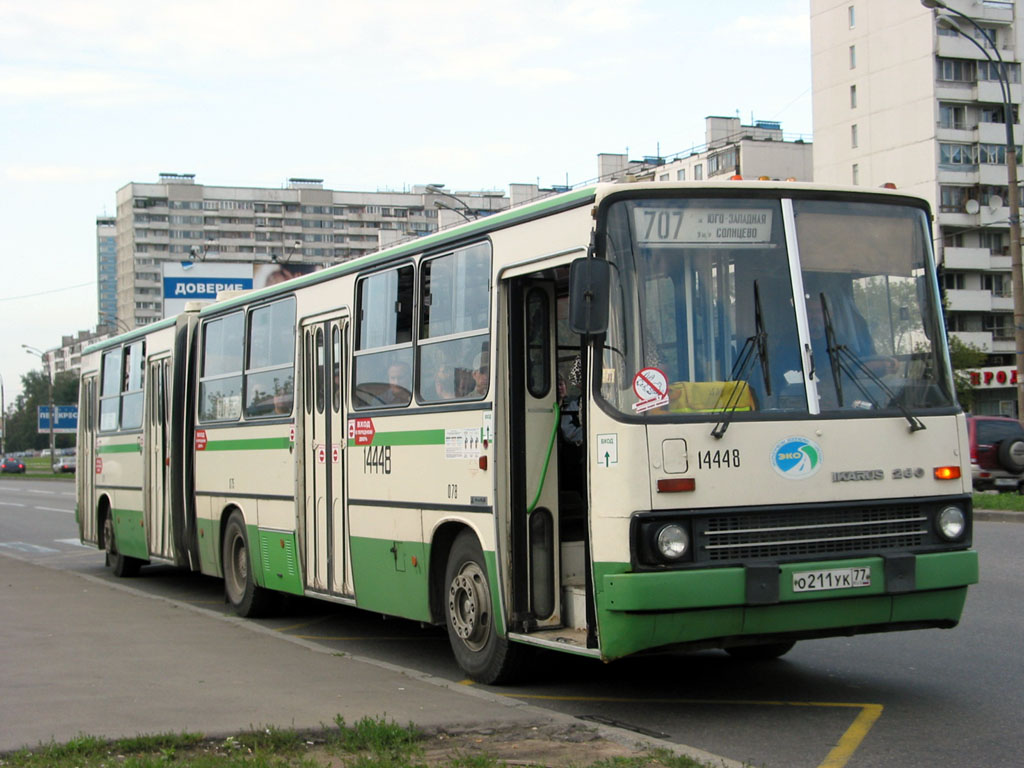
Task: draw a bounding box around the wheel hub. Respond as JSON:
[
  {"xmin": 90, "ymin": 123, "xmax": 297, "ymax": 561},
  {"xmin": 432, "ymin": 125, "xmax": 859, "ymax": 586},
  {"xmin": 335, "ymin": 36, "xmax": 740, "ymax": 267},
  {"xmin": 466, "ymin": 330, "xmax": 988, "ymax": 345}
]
[{"xmin": 448, "ymin": 562, "xmax": 490, "ymax": 652}]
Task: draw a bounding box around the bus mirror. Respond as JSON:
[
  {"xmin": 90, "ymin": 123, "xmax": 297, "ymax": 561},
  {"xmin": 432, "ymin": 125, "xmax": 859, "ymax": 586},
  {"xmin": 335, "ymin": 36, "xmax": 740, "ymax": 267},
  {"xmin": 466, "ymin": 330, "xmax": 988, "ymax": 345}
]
[{"xmin": 569, "ymin": 257, "xmax": 610, "ymax": 335}]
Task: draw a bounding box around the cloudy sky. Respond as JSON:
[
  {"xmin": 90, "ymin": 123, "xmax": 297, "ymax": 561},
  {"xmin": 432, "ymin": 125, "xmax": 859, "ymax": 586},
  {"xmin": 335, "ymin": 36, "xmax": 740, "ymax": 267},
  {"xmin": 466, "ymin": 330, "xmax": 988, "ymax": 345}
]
[{"xmin": 0, "ymin": 0, "xmax": 811, "ymax": 404}]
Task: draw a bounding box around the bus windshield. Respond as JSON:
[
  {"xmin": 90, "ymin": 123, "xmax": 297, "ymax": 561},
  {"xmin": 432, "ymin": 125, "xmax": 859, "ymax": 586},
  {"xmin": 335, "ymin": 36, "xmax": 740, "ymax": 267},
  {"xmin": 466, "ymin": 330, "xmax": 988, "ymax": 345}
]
[{"xmin": 598, "ymin": 195, "xmax": 954, "ymax": 419}]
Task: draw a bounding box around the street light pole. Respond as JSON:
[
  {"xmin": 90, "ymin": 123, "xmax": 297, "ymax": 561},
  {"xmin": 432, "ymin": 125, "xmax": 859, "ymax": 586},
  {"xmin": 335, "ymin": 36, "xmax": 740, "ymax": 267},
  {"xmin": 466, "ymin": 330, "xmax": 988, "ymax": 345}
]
[
  {"xmin": 22, "ymin": 344, "xmax": 54, "ymax": 469},
  {"xmin": 923, "ymin": 0, "xmax": 1024, "ymax": 419}
]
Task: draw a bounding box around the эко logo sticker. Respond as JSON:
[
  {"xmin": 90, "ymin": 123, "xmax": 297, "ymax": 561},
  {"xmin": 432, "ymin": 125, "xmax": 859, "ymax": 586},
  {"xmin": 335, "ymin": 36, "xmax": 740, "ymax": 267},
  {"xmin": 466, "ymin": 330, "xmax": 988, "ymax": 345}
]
[{"xmin": 771, "ymin": 437, "xmax": 822, "ymax": 479}]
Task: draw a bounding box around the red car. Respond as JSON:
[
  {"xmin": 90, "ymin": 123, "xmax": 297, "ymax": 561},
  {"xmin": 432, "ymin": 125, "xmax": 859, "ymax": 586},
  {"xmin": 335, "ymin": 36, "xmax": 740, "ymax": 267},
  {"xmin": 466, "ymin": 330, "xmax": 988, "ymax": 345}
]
[
  {"xmin": 967, "ymin": 414, "xmax": 1024, "ymax": 493},
  {"xmin": 1, "ymin": 457, "xmax": 26, "ymax": 474}
]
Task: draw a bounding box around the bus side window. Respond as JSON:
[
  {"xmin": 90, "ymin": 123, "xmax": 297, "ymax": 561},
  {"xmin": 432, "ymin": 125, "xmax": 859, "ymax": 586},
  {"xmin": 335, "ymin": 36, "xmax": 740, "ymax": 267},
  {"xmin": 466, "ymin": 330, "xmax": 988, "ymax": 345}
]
[
  {"xmin": 417, "ymin": 242, "xmax": 492, "ymax": 403},
  {"xmin": 353, "ymin": 266, "xmax": 414, "ymax": 408},
  {"xmin": 198, "ymin": 312, "xmax": 244, "ymax": 422}
]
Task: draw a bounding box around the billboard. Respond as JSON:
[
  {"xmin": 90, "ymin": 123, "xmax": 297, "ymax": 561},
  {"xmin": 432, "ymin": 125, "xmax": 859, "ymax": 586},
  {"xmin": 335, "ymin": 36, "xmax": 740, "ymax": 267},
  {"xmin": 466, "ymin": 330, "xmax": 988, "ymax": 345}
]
[
  {"xmin": 37, "ymin": 405, "xmax": 78, "ymax": 434},
  {"xmin": 162, "ymin": 262, "xmax": 254, "ymax": 317}
]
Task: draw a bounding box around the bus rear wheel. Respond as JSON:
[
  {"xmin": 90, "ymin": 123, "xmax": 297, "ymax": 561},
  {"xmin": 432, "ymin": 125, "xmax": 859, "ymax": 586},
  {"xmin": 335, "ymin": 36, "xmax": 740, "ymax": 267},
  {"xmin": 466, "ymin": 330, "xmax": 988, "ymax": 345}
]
[
  {"xmin": 444, "ymin": 531, "xmax": 520, "ymax": 684},
  {"xmin": 725, "ymin": 641, "xmax": 796, "ymax": 660},
  {"xmin": 103, "ymin": 510, "xmax": 141, "ymax": 577},
  {"xmin": 222, "ymin": 511, "xmax": 273, "ymax": 617}
]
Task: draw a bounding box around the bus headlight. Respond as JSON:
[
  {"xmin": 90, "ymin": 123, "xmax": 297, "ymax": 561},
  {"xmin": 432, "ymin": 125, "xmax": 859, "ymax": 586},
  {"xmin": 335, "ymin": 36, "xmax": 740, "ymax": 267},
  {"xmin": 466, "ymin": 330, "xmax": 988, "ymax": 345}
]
[
  {"xmin": 656, "ymin": 523, "xmax": 690, "ymax": 561},
  {"xmin": 936, "ymin": 506, "xmax": 966, "ymax": 541}
]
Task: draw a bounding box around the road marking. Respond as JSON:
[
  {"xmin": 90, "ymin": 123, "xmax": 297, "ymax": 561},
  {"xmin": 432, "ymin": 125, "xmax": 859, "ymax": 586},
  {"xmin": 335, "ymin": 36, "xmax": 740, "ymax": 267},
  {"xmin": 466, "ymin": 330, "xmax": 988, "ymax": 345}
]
[
  {"xmin": 0, "ymin": 502, "xmax": 26, "ymax": 507},
  {"xmin": 0, "ymin": 541, "xmax": 59, "ymax": 553},
  {"xmin": 36, "ymin": 506, "xmax": 73, "ymax": 514},
  {"xmin": 498, "ymin": 692, "xmax": 883, "ymax": 768},
  {"xmin": 55, "ymin": 538, "xmax": 92, "ymax": 548}
]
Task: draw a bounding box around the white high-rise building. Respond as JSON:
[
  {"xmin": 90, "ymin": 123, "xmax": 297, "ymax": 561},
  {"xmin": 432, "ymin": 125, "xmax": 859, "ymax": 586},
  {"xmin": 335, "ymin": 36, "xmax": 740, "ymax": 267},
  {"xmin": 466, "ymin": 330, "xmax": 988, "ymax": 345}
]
[{"xmin": 811, "ymin": 0, "xmax": 1023, "ymax": 414}]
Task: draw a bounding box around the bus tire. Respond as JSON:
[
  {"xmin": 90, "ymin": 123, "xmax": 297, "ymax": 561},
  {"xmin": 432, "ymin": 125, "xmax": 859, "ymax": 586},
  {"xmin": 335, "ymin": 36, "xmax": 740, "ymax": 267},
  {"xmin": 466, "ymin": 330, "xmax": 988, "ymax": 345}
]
[
  {"xmin": 222, "ymin": 511, "xmax": 273, "ymax": 618},
  {"xmin": 444, "ymin": 531, "xmax": 520, "ymax": 684},
  {"xmin": 103, "ymin": 510, "xmax": 141, "ymax": 578},
  {"xmin": 725, "ymin": 641, "xmax": 796, "ymax": 661}
]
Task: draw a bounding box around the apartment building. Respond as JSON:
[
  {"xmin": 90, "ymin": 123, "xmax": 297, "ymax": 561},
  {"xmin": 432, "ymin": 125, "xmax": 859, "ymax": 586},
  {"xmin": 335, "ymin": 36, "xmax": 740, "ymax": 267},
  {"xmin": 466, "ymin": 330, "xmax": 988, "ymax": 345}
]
[
  {"xmin": 595, "ymin": 116, "xmax": 813, "ymax": 185},
  {"xmin": 811, "ymin": 0, "xmax": 1023, "ymax": 415},
  {"xmin": 96, "ymin": 217, "xmax": 118, "ymax": 331},
  {"xmin": 114, "ymin": 174, "xmax": 508, "ymax": 328}
]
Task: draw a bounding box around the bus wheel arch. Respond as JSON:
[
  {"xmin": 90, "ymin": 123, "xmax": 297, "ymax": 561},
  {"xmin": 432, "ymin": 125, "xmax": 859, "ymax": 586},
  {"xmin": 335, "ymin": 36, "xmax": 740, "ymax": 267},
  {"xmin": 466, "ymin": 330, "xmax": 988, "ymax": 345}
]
[
  {"xmin": 441, "ymin": 528, "xmax": 522, "ymax": 684},
  {"xmin": 99, "ymin": 496, "xmax": 141, "ymax": 577},
  {"xmin": 221, "ymin": 507, "xmax": 273, "ymax": 618}
]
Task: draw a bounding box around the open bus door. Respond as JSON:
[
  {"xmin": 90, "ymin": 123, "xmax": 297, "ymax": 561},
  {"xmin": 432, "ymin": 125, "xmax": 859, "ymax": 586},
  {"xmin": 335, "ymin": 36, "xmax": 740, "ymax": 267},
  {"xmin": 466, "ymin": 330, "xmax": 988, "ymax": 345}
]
[
  {"xmin": 505, "ymin": 276, "xmax": 565, "ymax": 631},
  {"xmin": 300, "ymin": 314, "xmax": 351, "ymax": 598}
]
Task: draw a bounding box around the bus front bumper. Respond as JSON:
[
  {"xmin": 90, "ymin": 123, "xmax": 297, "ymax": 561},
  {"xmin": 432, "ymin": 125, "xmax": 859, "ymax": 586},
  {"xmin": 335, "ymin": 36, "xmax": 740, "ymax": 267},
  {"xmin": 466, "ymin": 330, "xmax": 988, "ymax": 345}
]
[{"xmin": 594, "ymin": 549, "xmax": 978, "ymax": 660}]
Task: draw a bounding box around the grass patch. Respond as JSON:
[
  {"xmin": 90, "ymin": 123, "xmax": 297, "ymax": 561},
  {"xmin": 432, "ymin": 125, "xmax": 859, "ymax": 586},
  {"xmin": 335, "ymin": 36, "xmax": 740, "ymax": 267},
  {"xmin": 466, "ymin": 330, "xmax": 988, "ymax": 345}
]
[
  {"xmin": 0, "ymin": 719, "xmax": 723, "ymax": 768},
  {"xmin": 973, "ymin": 492, "xmax": 1024, "ymax": 511}
]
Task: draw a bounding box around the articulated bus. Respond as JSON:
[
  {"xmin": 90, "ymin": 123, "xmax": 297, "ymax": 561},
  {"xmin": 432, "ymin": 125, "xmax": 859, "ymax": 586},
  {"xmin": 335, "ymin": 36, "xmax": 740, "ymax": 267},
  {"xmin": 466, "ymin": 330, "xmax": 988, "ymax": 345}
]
[{"xmin": 77, "ymin": 182, "xmax": 978, "ymax": 683}]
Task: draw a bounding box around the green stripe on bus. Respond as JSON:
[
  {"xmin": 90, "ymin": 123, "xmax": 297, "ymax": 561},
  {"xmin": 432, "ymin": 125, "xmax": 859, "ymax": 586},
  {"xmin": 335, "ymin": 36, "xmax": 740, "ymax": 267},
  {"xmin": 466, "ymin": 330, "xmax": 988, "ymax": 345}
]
[
  {"xmin": 347, "ymin": 429, "xmax": 446, "ymax": 447},
  {"xmin": 98, "ymin": 444, "xmax": 141, "ymax": 454},
  {"xmin": 204, "ymin": 437, "xmax": 292, "ymax": 451}
]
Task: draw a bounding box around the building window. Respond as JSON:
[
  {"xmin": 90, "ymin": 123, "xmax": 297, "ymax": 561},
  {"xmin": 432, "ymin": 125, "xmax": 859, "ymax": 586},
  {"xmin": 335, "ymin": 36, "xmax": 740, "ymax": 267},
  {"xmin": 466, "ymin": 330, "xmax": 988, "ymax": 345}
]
[
  {"xmin": 848, "ymin": 5, "xmax": 855, "ymax": 29},
  {"xmin": 677, "ymin": 169, "xmax": 686, "ymax": 181},
  {"xmin": 849, "ymin": 45, "xmax": 856, "ymax": 69},
  {"xmin": 938, "ymin": 58, "xmax": 976, "ymax": 83},
  {"xmin": 852, "ymin": 163, "xmax": 859, "ymax": 185},
  {"xmin": 939, "ymin": 142, "xmax": 978, "ymax": 166},
  {"xmin": 939, "ymin": 103, "xmax": 968, "ymax": 130},
  {"xmin": 943, "ymin": 273, "xmax": 965, "ymax": 290},
  {"xmin": 940, "ymin": 185, "xmax": 970, "ymax": 212},
  {"xmin": 694, "ymin": 164, "xmax": 703, "ymax": 181},
  {"xmin": 984, "ymin": 274, "xmax": 1010, "ymax": 297},
  {"xmin": 851, "ymin": 124, "xmax": 858, "ymax": 148},
  {"xmin": 850, "ymin": 84, "xmax": 857, "ymax": 109}
]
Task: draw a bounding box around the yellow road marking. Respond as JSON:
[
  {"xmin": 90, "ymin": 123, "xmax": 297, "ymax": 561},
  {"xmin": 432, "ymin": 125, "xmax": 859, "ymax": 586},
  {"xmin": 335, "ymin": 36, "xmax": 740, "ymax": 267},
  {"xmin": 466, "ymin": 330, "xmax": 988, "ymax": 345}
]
[{"xmin": 498, "ymin": 692, "xmax": 882, "ymax": 768}]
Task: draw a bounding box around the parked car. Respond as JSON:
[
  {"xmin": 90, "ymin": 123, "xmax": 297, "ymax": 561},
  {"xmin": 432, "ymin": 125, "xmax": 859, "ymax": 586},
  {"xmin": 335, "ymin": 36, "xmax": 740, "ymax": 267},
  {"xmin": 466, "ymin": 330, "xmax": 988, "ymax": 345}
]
[
  {"xmin": 967, "ymin": 414, "xmax": 1024, "ymax": 492},
  {"xmin": 1, "ymin": 457, "xmax": 27, "ymax": 474},
  {"xmin": 53, "ymin": 455, "xmax": 77, "ymax": 473}
]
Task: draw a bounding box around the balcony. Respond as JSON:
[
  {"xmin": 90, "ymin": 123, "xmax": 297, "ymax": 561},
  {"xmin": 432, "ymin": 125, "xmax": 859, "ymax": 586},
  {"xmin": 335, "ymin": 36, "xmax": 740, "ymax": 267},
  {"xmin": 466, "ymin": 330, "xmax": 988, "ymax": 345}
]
[
  {"xmin": 992, "ymin": 335, "xmax": 1017, "ymax": 354},
  {"xmin": 946, "ymin": 288, "xmax": 992, "ymax": 312},
  {"xmin": 949, "ymin": 331, "xmax": 993, "ymax": 352},
  {"xmin": 943, "ymin": 246, "xmax": 990, "ymax": 270},
  {"xmin": 992, "ymin": 294, "xmax": 1014, "ymax": 311}
]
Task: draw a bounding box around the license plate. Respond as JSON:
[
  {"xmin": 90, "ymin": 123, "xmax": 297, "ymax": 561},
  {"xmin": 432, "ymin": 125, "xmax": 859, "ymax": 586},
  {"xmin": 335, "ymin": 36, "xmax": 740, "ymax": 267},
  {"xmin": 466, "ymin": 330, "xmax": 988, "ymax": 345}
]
[
  {"xmin": 994, "ymin": 477, "xmax": 1018, "ymax": 487},
  {"xmin": 792, "ymin": 567, "xmax": 871, "ymax": 593}
]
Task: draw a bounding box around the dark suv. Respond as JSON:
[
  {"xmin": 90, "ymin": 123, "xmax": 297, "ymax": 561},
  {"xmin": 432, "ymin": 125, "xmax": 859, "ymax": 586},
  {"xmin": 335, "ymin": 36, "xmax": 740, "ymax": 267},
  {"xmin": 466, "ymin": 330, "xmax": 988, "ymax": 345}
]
[{"xmin": 968, "ymin": 414, "xmax": 1024, "ymax": 492}]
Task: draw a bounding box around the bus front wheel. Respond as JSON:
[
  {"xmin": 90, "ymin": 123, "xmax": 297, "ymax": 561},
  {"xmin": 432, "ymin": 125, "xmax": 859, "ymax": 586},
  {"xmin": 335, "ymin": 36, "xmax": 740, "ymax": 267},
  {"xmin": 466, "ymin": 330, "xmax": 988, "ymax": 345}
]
[
  {"xmin": 222, "ymin": 511, "xmax": 272, "ymax": 617},
  {"xmin": 444, "ymin": 531, "xmax": 520, "ymax": 684},
  {"xmin": 103, "ymin": 510, "xmax": 141, "ymax": 577}
]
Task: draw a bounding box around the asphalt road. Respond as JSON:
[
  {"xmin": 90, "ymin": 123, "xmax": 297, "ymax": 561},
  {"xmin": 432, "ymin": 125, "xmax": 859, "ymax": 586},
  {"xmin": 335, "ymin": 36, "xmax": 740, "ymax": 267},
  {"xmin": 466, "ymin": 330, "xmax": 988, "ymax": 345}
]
[{"xmin": 2, "ymin": 477, "xmax": 1021, "ymax": 767}]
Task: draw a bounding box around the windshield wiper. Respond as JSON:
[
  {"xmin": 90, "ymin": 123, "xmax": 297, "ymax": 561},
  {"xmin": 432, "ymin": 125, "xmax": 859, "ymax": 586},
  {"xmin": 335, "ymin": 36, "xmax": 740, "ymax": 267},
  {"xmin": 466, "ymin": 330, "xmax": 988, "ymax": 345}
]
[
  {"xmin": 818, "ymin": 294, "xmax": 925, "ymax": 432},
  {"xmin": 712, "ymin": 282, "xmax": 770, "ymax": 439}
]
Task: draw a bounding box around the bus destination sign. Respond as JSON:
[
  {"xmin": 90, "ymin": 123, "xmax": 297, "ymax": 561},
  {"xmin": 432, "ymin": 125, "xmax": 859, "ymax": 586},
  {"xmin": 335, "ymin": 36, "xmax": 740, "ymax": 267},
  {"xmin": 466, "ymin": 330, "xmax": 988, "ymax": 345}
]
[{"xmin": 634, "ymin": 208, "xmax": 773, "ymax": 245}]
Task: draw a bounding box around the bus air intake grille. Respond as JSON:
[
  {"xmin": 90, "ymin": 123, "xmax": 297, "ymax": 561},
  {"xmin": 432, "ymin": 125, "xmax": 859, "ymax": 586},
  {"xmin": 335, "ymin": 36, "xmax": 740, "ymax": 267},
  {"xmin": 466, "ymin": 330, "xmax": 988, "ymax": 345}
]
[{"xmin": 698, "ymin": 504, "xmax": 928, "ymax": 562}]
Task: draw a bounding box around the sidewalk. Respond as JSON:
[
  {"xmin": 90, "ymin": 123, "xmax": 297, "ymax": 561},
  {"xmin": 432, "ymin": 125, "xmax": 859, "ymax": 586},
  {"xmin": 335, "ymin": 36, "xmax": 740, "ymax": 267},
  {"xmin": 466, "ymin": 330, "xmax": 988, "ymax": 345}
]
[{"xmin": 0, "ymin": 554, "xmax": 735, "ymax": 766}]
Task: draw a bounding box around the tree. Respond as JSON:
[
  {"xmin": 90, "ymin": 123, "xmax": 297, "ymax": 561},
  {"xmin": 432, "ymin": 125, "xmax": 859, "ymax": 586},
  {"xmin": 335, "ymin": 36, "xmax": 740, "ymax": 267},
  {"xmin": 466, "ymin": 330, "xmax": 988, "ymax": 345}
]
[
  {"xmin": 947, "ymin": 335, "xmax": 988, "ymax": 412},
  {"xmin": 4, "ymin": 369, "xmax": 79, "ymax": 452}
]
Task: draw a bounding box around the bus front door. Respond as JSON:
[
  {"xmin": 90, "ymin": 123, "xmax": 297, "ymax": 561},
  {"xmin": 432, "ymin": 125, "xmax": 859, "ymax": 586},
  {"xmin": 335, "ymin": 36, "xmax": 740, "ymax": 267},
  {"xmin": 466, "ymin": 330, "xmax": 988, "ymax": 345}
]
[
  {"xmin": 300, "ymin": 316, "xmax": 351, "ymax": 598},
  {"xmin": 507, "ymin": 277, "xmax": 563, "ymax": 630}
]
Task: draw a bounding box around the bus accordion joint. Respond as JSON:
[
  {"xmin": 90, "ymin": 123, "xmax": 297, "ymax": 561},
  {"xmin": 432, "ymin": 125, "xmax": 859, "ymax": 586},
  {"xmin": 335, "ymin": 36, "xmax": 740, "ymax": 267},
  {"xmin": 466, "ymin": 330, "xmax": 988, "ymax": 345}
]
[{"xmin": 934, "ymin": 466, "xmax": 961, "ymax": 480}]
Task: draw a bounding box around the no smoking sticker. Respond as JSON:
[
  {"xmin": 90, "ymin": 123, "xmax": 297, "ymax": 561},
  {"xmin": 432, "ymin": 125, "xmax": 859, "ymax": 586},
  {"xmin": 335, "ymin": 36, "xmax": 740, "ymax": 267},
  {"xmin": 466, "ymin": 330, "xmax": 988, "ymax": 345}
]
[{"xmin": 632, "ymin": 367, "xmax": 669, "ymax": 413}]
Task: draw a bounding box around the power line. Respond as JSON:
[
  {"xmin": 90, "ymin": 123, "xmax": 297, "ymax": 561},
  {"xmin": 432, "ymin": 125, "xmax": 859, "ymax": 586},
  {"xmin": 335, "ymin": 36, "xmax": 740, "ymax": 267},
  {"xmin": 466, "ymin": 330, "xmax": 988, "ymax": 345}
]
[{"xmin": 0, "ymin": 281, "xmax": 95, "ymax": 303}]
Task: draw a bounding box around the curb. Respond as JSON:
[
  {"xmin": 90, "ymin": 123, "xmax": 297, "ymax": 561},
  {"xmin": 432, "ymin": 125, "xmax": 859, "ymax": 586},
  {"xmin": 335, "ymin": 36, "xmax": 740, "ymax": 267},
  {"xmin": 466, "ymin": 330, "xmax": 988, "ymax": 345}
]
[{"xmin": 974, "ymin": 508, "xmax": 1024, "ymax": 523}]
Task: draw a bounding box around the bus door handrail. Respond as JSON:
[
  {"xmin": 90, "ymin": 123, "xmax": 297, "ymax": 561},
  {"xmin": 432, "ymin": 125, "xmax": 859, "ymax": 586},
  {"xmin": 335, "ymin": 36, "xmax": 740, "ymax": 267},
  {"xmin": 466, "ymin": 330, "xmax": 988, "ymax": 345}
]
[{"xmin": 526, "ymin": 401, "xmax": 561, "ymax": 515}]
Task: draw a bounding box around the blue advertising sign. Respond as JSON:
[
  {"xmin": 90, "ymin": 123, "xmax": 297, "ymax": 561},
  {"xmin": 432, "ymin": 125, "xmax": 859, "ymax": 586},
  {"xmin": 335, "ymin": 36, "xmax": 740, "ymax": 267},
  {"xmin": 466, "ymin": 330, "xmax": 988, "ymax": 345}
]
[{"xmin": 37, "ymin": 405, "xmax": 78, "ymax": 434}]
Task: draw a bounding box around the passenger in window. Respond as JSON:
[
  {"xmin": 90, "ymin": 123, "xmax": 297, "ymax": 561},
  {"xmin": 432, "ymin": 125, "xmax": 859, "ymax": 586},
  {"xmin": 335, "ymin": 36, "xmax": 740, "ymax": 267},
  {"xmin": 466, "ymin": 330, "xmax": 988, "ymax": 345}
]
[
  {"xmin": 433, "ymin": 363, "xmax": 456, "ymax": 400},
  {"xmin": 273, "ymin": 389, "xmax": 293, "ymax": 414},
  {"xmin": 381, "ymin": 361, "xmax": 411, "ymax": 405},
  {"xmin": 471, "ymin": 353, "xmax": 490, "ymax": 397}
]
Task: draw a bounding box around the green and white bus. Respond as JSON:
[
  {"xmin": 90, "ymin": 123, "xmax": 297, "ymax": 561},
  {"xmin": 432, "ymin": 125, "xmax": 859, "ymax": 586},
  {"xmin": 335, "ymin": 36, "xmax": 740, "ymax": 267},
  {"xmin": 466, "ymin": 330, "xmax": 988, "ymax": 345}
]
[{"xmin": 77, "ymin": 181, "xmax": 978, "ymax": 683}]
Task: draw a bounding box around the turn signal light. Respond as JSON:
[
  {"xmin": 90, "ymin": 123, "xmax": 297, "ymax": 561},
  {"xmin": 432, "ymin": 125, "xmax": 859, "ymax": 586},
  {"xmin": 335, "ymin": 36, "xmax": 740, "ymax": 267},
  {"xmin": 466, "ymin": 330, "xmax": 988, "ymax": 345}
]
[
  {"xmin": 934, "ymin": 466, "xmax": 961, "ymax": 480},
  {"xmin": 657, "ymin": 478, "xmax": 696, "ymax": 493}
]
